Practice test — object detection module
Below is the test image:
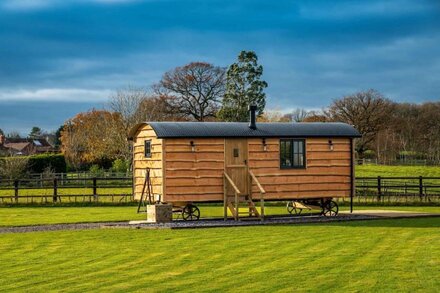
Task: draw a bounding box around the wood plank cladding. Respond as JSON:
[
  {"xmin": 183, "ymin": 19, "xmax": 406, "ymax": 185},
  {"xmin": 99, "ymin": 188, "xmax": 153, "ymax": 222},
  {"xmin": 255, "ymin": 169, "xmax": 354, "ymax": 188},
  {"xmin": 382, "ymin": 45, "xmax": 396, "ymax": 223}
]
[
  {"xmin": 247, "ymin": 138, "xmax": 351, "ymax": 200},
  {"xmin": 163, "ymin": 138, "xmax": 225, "ymax": 202},
  {"xmin": 132, "ymin": 126, "xmax": 353, "ymax": 203},
  {"xmin": 132, "ymin": 124, "xmax": 163, "ymax": 199}
]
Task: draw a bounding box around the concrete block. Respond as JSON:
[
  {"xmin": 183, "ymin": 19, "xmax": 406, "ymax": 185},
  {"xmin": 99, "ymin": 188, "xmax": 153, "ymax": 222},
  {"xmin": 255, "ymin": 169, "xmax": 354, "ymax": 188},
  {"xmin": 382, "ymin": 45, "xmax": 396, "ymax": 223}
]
[{"xmin": 146, "ymin": 204, "xmax": 173, "ymax": 223}]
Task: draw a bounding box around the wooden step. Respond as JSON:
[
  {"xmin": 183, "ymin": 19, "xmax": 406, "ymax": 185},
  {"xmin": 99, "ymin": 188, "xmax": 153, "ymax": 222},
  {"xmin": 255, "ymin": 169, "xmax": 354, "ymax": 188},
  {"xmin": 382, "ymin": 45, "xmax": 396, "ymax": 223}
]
[{"xmin": 226, "ymin": 193, "xmax": 262, "ymax": 219}]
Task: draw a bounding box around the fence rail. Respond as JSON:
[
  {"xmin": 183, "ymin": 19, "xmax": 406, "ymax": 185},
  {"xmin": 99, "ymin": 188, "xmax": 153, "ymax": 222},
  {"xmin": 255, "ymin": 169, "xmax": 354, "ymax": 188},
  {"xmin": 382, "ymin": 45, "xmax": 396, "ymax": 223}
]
[
  {"xmin": 0, "ymin": 176, "xmax": 133, "ymax": 204},
  {"xmin": 356, "ymin": 176, "xmax": 440, "ymax": 203},
  {"xmin": 0, "ymin": 176, "xmax": 439, "ymax": 205}
]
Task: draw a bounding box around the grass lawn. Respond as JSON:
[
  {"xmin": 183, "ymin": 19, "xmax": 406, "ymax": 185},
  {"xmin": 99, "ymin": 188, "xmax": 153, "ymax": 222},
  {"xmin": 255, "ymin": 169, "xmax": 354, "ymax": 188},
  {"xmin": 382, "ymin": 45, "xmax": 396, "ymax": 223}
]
[
  {"xmin": 0, "ymin": 206, "xmax": 289, "ymax": 226},
  {"xmin": 0, "ymin": 217, "xmax": 439, "ymax": 292},
  {"xmin": 1, "ymin": 205, "xmax": 439, "ymax": 227},
  {"xmin": 356, "ymin": 165, "xmax": 440, "ymax": 177}
]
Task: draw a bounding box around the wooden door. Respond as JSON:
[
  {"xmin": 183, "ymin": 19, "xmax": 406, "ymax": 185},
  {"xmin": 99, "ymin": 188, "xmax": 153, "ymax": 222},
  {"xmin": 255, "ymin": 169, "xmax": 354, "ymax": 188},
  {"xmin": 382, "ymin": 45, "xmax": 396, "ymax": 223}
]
[{"xmin": 225, "ymin": 139, "xmax": 248, "ymax": 195}]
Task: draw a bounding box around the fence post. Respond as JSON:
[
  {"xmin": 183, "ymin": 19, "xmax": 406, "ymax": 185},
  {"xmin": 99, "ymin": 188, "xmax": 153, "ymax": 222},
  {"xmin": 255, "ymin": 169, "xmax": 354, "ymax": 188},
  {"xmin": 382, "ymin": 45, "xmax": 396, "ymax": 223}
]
[
  {"xmin": 14, "ymin": 180, "xmax": 19, "ymax": 203},
  {"xmin": 377, "ymin": 176, "xmax": 382, "ymax": 202},
  {"xmin": 419, "ymin": 176, "xmax": 423, "ymax": 198},
  {"xmin": 93, "ymin": 177, "xmax": 97, "ymax": 200},
  {"xmin": 53, "ymin": 178, "xmax": 58, "ymax": 202}
]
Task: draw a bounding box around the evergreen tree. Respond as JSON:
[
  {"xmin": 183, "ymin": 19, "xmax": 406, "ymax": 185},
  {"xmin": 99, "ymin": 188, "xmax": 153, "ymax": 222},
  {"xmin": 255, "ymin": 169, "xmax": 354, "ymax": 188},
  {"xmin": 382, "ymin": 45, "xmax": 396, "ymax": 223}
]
[
  {"xmin": 29, "ymin": 126, "xmax": 42, "ymax": 139},
  {"xmin": 54, "ymin": 125, "xmax": 64, "ymax": 148},
  {"xmin": 218, "ymin": 51, "xmax": 268, "ymax": 121}
]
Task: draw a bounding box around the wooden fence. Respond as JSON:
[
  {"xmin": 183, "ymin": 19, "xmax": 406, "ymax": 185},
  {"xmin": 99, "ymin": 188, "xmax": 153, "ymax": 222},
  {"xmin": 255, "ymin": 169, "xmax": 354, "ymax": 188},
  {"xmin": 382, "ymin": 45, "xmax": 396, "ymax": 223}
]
[
  {"xmin": 0, "ymin": 176, "xmax": 439, "ymax": 205},
  {"xmin": 356, "ymin": 176, "xmax": 440, "ymax": 203},
  {"xmin": 0, "ymin": 176, "xmax": 133, "ymax": 204}
]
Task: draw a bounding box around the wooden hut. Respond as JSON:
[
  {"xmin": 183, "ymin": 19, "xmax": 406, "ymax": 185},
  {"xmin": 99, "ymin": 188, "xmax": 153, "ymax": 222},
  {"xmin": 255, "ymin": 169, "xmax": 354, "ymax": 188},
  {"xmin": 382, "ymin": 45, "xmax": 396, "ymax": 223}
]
[{"xmin": 128, "ymin": 106, "xmax": 361, "ymax": 220}]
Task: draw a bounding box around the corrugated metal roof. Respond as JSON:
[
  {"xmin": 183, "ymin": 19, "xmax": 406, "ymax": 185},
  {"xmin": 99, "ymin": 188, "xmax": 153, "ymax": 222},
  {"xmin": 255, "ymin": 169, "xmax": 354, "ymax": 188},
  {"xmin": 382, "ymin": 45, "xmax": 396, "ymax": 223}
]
[{"xmin": 129, "ymin": 122, "xmax": 361, "ymax": 138}]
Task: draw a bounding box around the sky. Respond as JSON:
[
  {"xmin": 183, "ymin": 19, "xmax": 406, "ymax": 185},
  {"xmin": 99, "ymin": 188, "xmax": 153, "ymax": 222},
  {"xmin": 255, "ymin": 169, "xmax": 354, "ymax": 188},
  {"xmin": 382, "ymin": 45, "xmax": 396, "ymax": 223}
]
[{"xmin": 0, "ymin": 0, "xmax": 439, "ymax": 135}]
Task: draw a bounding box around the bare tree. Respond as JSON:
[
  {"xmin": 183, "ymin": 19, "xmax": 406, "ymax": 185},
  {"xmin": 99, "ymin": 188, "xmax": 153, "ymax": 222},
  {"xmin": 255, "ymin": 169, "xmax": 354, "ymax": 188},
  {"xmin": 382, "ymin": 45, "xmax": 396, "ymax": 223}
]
[
  {"xmin": 418, "ymin": 102, "xmax": 440, "ymax": 164},
  {"xmin": 135, "ymin": 95, "xmax": 187, "ymax": 122},
  {"xmin": 0, "ymin": 156, "xmax": 29, "ymax": 179},
  {"xmin": 257, "ymin": 110, "xmax": 292, "ymax": 122},
  {"xmin": 327, "ymin": 89, "xmax": 393, "ymax": 158},
  {"xmin": 287, "ymin": 108, "xmax": 310, "ymax": 122},
  {"xmin": 155, "ymin": 62, "xmax": 226, "ymax": 121},
  {"xmin": 108, "ymin": 86, "xmax": 152, "ymax": 133},
  {"xmin": 302, "ymin": 110, "xmax": 328, "ymax": 122},
  {"xmin": 7, "ymin": 131, "xmax": 21, "ymax": 138}
]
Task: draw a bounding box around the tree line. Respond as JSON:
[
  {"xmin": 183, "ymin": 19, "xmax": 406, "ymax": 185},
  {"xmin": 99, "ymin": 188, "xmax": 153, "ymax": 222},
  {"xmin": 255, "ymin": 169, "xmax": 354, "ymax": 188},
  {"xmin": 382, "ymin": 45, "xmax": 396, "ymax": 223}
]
[
  {"xmin": 58, "ymin": 51, "xmax": 440, "ymax": 169},
  {"xmin": 299, "ymin": 90, "xmax": 440, "ymax": 164}
]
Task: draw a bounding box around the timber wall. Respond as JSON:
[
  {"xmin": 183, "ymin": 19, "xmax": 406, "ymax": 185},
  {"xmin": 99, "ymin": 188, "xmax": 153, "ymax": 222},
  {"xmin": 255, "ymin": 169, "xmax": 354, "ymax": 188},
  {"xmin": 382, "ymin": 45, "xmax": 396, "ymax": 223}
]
[
  {"xmin": 163, "ymin": 138, "xmax": 225, "ymax": 203},
  {"xmin": 248, "ymin": 137, "xmax": 351, "ymax": 199},
  {"xmin": 133, "ymin": 124, "xmax": 163, "ymax": 200}
]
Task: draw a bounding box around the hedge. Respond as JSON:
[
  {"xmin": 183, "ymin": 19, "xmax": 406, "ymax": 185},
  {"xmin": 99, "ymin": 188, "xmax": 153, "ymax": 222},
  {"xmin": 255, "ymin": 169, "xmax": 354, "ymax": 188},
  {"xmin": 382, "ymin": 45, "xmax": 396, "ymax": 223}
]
[{"xmin": 27, "ymin": 154, "xmax": 67, "ymax": 173}]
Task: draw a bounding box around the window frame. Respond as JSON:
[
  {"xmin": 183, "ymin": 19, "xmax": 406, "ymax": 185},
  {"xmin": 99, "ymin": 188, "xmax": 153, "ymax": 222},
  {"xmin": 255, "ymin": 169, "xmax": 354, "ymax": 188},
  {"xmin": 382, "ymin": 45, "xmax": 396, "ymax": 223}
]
[
  {"xmin": 144, "ymin": 140, "xmax": 152, "ymax": 158},
  {"xmin": 279, "ymin": 138, "xmax": 306, "ymax": 169}
]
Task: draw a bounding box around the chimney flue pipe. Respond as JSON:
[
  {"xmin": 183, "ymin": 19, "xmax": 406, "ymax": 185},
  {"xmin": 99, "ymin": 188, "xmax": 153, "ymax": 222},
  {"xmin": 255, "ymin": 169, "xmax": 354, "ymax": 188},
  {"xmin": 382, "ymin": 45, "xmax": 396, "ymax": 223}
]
[{"xmin": 249, "ymin": 104, "xmax": 257, "ymax": 130}]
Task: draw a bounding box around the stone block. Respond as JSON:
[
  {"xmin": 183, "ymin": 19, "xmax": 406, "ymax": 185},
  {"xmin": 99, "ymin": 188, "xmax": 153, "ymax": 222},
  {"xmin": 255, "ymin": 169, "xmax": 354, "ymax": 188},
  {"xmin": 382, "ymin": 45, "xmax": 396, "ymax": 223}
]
[{"xmin": 146, "ymin": 204, "xmax": 173, "ymax": 223}]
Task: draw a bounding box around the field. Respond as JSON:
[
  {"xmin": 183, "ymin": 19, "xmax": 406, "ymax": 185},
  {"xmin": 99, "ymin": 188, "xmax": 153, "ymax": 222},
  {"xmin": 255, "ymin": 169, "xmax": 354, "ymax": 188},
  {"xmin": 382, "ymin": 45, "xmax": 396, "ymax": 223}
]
[
  {"xmin": 356, "ymin": 164, "xmax": 440, "ymax": 177},
  {"xmin": 1, "ymin": 205, "xmax": 440, "ymax": 227},
  {"xmin": 0, "ymin": 217, "xmax": 439, "ymax": 292}
]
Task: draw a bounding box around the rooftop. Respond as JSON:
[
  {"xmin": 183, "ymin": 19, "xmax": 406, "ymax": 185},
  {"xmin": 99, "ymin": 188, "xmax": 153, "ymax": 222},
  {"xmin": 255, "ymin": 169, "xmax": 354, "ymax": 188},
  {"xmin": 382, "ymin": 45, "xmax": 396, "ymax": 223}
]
[{"xmin": 129, "ymin": 122, "xmax": 361, "ymax": 139}]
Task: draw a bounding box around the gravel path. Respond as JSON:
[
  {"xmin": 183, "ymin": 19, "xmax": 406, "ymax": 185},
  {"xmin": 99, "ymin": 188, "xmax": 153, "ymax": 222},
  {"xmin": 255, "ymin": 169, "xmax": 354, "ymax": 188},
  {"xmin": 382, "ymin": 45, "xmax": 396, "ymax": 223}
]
[
  {"xmin": 0, "ymin": 222, "xmax": 126, "ymax": 234},
  {"xmin": 0, "ymin": 214, "xmax": 376, "ymax": 234},
  {"xmin": 120, "ymin": 214, "xmax": 380, "ymax": 230}
]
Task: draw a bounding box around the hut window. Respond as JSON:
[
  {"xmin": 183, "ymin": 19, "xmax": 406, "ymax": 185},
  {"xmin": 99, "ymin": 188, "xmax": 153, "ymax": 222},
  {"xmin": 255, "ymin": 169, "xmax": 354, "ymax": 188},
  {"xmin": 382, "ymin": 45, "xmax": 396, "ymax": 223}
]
[
  {"xmin": 280, "ymin": 139, "xmax": 305, "ymax": 168},
  {"xmin": 144, "ymin": 140, "xmax": 152, "ymax": 158}
]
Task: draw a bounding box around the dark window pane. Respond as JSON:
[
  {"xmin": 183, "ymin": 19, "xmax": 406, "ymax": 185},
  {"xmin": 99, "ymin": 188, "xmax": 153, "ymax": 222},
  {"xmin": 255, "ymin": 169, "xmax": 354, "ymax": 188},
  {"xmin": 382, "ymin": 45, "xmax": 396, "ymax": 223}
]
[
  {"xmin": 280, "ymin": 140, "xmax": 292, "ymax": 167},
  {"xmin": 280, "ymin": 139, "xmax": 305, "ymax": 168},
  {"xmin": 293, "ymin": 153, "xmax": 299, "ymax": 166},
  {"xmin": 145, "ymin": 140, "xmax": 151, "ymax": 158},
  {"xmin": 286, "ymin": 140, "xmax": 292, "ymax": 166}
]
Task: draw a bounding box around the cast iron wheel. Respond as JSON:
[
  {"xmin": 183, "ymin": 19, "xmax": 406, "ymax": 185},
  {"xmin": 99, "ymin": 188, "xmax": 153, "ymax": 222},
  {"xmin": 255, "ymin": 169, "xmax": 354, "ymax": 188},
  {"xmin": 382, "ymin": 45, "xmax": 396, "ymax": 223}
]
[
  {"xmin": 322, "ymin": 200, "xmax": 338, "ymax": 217},
  {"xmin": 182, "ymin": 204, "xmax": 200, "ymax": 221},
  {"xmin": 287, "ymin": 201, "xmax": 302, "ymax": 215}
]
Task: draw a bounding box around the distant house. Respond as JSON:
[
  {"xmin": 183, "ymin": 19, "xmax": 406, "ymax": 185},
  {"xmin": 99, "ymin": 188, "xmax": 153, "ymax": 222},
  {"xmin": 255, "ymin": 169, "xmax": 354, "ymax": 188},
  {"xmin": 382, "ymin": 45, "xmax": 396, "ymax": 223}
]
[
  {"xmin": 0, "ymin": 138, "xmax": 9, "ymax": 156},
  {"xmin": 0, "ymin": 135, "xmax": 56, "ymax": 156}
]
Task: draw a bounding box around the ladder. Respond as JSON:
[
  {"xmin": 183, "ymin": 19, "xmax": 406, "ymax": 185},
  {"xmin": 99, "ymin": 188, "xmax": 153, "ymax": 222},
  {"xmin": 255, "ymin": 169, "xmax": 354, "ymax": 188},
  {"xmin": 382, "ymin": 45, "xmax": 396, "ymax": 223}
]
[{"xmin": 137, "ymin": 167, "xmax": 153, "ymax": 213}]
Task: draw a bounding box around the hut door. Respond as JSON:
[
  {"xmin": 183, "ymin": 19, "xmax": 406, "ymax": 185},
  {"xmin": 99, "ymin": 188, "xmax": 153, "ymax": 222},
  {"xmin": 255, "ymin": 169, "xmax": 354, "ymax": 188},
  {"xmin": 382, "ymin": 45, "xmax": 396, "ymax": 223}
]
[{"xmin": 225, "ymin": 139, "xmax": 248, "ymax": 195}]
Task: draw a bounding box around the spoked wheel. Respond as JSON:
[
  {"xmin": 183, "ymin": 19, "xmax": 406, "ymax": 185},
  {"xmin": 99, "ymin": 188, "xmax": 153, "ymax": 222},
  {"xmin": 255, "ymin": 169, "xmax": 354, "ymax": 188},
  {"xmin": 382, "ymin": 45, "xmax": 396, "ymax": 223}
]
[
  {"xmin": 322, "ymin": 200, "xmax": 338, "ymax": 217},
  {"xmin": 182, "ymin": 204, "xmax": 200, "ymax": 221},
  {"xmin": 287, "ymin": 201, "xmax": 303, "ymax": 215}
]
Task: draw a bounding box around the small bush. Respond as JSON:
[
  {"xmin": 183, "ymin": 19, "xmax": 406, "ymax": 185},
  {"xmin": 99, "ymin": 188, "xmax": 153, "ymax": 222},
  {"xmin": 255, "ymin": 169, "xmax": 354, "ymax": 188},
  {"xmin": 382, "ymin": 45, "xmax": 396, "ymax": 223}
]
[
  {"xmin": 89, "ymin": 164, "xmax": 104, "ymax": 176},
  {"xmin": 0, "ymin": 157, "xmax": 29, "ymax": 179},
  {"xmin": 112, "ymin": 158, "xmax": 129, "ymax": 173}
]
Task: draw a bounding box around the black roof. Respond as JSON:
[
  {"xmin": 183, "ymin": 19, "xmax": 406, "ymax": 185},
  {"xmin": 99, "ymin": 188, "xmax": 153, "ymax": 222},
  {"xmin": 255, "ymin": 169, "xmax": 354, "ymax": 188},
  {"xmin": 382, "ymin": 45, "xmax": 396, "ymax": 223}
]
[{"xmin": 129, "ymin": 122, "xmax": 361, "ymax": 139}]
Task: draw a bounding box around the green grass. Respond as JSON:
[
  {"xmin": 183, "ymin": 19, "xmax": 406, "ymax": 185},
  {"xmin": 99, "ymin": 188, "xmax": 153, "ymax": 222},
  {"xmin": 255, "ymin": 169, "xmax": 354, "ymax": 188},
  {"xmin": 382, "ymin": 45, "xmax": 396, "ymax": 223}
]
[
  {"xmin": 0, "ymin": 206, "xmax": 144, "ymax": 227},
  {"xmin": 1, "ymin": 205, "xmax": 439, "ymax": 227},
  {"xmin": 0, "ymin": 217, "xmax": 439, "ymax": 292},
  {"xmin": 356, "ymin": 165, "xmax": 440, "ymax": 177},
  {"xmin": 0, "ymin": 206, "xmax": 288, "ymax": 227}
]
